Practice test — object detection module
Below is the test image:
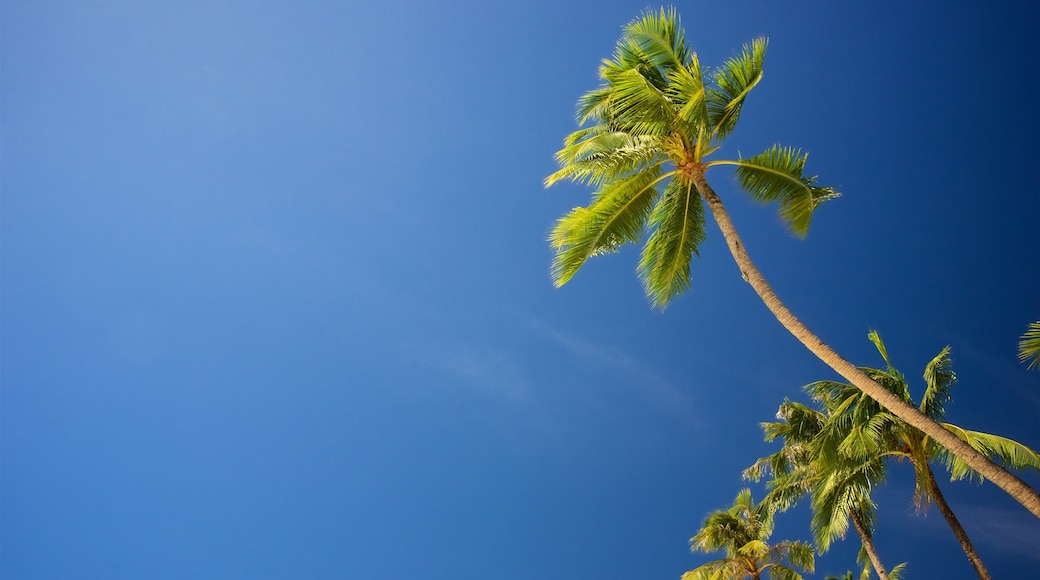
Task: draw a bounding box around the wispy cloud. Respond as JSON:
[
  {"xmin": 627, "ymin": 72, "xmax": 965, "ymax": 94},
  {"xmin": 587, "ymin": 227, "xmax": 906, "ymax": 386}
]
[
  {"xmin": 524, "ymin": 317, "xmax": 704, "ymax": 425},
  {"xmin": 432, "ymin": 345, "xmax": 533, "ymax": 404}
]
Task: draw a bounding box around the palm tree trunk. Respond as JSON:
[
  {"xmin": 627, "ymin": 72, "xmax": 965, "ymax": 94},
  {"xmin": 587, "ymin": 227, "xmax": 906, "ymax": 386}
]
[
  {"xmin": 923, "ymin": 463, "xmax": 991, "ymax": 579},
  {"xmin": 849, "ymin": 511, "xmax": 889, "ymax": 580},
  {"xmin": 691, "ymin": 170, "xmax": 1040, "ymax": 519}
]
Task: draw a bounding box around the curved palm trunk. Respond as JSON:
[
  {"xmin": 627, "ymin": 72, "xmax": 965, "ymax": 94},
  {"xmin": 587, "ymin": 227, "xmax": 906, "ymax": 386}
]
[
  {"xmin": 849, "ymin": 511, "xmax": 889, "ymax": 580},
  {"xmin": 923, "ymin": 463, "xmax": 991, "ymax": 579},
  {"xmin": 691, "ymin": 170, "xmax": 1040, "ymax": 519}
]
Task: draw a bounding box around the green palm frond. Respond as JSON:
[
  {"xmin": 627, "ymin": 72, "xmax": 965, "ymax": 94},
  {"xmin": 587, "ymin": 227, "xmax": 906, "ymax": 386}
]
[
  {"xmin": 681, "ymin": 558, "xmax": 744, "ymax": 580},
  {"xmin": 623, "ymin": 6, "xmax": 688, "ymax": 71},
  {"xmin": 546, "ymin": 129, "xmax": 665, "ymax": 187},
  {"xmin": 866, "ymin": 330, "xmax": 894, "ymax": 371},
  {"xmin": 920, "ymin": 346, "xmax": 954, "ymax": 419},
  {"xmin": 888, "ymin": 562, "xmax": 908, "ymax": 580},
  {"xmin": 706, "ymin": 38, "xmax": 766, "ymax": 139},
  {"xmin": 668, "ymin": 55, "xmax": 709, "ymax": 132},
  {"xmin": 606, "ymin": 67, "xmax": 677, "ymax": 135},
  {"xmin": 549, "ymin": 167, "xmax": 672, "ymax": 286},
  {"xmin": 933, "ymin": 423, "xmax": 1040, "ymax": 482},
  {"xmin": 768, "ymin": 564, "xmax": 808, "ymax": 580},
  {"xmin": 713, "ymin": 145, "xmax": 839, "ymax": 236},
  {"xmin": 638, "ymin": 177, "xmax": 706, "ymax": 308},
  {"xmin": 775, "ymin": 541, "xmax": 816, "ymax": 572},
  {"xmin": 1019, "ymin": 321, "xmax": 1040, "ymax": 370}
]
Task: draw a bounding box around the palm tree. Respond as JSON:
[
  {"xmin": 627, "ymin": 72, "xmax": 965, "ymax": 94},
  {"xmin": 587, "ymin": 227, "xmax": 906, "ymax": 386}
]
[
  {"xmin": 807, "ymin": 332, "xmax": 1040, "ymax": 580},
  {"xmin": 684, "ymin": 489, "xmax": 814, "ymax": 580},
  {"xmin": 1020, "ymin": 321, "xmax": 1040, "ymax": 370},
  {"xmin": 745, "ymin": 400, "xmax": 895, "ymax": 580},
  {"xmin": 544, "ymin": 7, "xmax": 1040, "ymax": 516}
]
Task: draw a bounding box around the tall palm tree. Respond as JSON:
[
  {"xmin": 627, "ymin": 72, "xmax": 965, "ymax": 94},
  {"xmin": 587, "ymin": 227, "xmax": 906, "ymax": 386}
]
[
  {"xmin": 684, "ymin": 489, "xmax": 814, "ymax": 580},
  {"xmin": 807, "ymin": 332, "xmax": 1040, "ymax": 580},
  {"xmin": 1020, "ymin": 321, "xmax": 1040, "ymax": 370},
  {"xmin": 745, "ymin": 400, "xmax": 895, "ymax": 580},
  {"xmin": 544, "ymin": 7, "xmax": 1040, "ymax": 516}
]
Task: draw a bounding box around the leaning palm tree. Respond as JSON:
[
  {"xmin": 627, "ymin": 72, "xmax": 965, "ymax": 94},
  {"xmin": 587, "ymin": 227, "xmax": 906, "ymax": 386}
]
[
  {"xmin": 745, "ymin": 400, "xmax": 896, "ymax": 580},
  {"xmin": 1019, "ymin": 321, "xmax": 1040, "ymax": 370},
  {"xmin": 808, "ymin": 332, "xmax": 1040, "ymax": 580},
  {"xmin": 545, "ymin": 7, "xmax": 1040, "ymax": 516},
  {"xmin": 684, "ymin": 489, "xmax": 814, "ymax": 580}
]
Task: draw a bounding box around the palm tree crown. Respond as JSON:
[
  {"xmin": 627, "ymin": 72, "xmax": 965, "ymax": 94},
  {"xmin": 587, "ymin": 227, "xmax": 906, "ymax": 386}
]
[
  {"xmin": 685, "ymin": 489, "xmax": 814, "ymax": 580},
  {"xmin": 545, "ymin": 6, "xmax": 1040, "ymax": 518},
  {"xmin": 546, "ymin": 7, "xmax": 836, "ymax": 308}
]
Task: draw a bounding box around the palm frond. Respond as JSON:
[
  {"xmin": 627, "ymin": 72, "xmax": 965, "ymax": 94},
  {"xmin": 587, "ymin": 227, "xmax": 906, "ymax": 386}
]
[
  {"xmin": 713, "ymin": 145, "xmax": 839, "ymax": 236},
  {"xmin": 549, "ymin": 167, "xmax": 671, "ymax": 286},
  {"xmin": 934, "ymin": 423, "xmax": 1040, "ymax": 482},
  {"xmin": 637, "ymin": 177, "xmax": 706, "ymax": 308},
  {"xmin": 768, "ymin": 564, "xmax": 808, "ymax": 580},
  {"xmin": 866, "ymin": 330, "xmax": 894, "ymax": 371},
  {"xmin": 706, "ymin": 38, "xmax": 767, "ymax": 139},
  {"xmin": 623, "ymin": 6, "xmax": 689, "ymax": 71},
  {"xmin": 668, "ymin": 55, "xmax": 709, "ymax": 133},
  {"xmin": 605, "ymin": 67, "xmax": 677, "ymax": 135},
  {"xmin": 888, "ymin": 562, "xmax": 909, "ymax": 580},
  {"xmin": 1019, "ymin": 321, "xmax": 1040, "ymax": 370},
  {"xmin": 546, "ymin": 129, "xmax": 665, "ymax": 187},
  {"xmin": 920, "ymin": 345, "xmax": 954, "ymax": 419}
]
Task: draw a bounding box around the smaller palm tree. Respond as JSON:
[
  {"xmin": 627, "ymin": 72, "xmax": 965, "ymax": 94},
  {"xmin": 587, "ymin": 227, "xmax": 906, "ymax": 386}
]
[
  {"xmin": 809, "ymin": 332, "xmax": 1040, "ymax": 580},
  {"xmin": 745, "ymin": 400, "xmax": 896, "ymax": 580},
  {"xmin": 684, "ymin": 489, "xmax": 814, "ymax": 580},
  {"xmin": 1020, "ymin": 321, "xmax": 1040, "ymax": 370}
]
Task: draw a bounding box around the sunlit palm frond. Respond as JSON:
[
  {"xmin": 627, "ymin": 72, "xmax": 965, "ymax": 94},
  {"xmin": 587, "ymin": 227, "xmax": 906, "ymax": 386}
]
[
  {"xmin": 605, "ymin": 67, "xmax": 677, "ymax": 135},
  {"xmin": 638, "ymin": 177, "xmax": 706, "ymax": 308},
  {"xmin": 549, "ymin": 167, "xmax": 671, "ymax": 286},
  {"xmin": 920, "ymin": 346, "xmax": 954, "ymax": 419},
  {"xmin": 1019, "ymin": 321, "xmax": 1040, "ymax": 370},
  {"xmin": 668, "ymin": 55, "xmax": 709, "ymax": 133},
  {"xmin": 546, "ymin": 129, "xmax": 664, "ymax": 187},
  {"xmin": 713, "ymin": 145, "xmax": 839, "ymax": 236},
  {"xmin": 706, "ymin": 38, "xmax": 767, "ymax": 139},
  {"xmin": 866, "ymin": 330, "xmax": 894, "ymax": 371},
  {"xmin": 576, "ymin": 85, "xmax": 614, "ymax": 125},
  {"xmin": 681, "ymin": 558, "xmax": 744, "ymax": 580},
  {"xmin": 933, "ymin": 423, "xmax": 1040, "ymax": 483},
  {"xmin": 888, "ymin": 562, "xmax": 908, "ymax": 580},
  {"xmin": 623, "ymin": 6, "xmax": 689, "ymax": 71}
]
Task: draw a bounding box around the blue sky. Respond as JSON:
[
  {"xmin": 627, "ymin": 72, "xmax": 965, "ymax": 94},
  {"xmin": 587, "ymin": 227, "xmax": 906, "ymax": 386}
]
[{"xmin": 3, "ymin": 1, "xmax": 1039, "ymax": 578}]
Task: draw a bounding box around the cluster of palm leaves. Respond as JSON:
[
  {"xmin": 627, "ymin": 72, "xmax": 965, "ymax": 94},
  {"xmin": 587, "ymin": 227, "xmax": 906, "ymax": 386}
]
[{"xmin": 738, "ymin": 332, "xmax": 1040, "ymax": 579}]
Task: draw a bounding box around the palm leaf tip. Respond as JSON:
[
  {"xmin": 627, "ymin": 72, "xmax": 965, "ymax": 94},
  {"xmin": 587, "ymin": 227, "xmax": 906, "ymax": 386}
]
[{"xmin": 1019, "ymin": 321, "xmax": 1040, "ymax": 370}]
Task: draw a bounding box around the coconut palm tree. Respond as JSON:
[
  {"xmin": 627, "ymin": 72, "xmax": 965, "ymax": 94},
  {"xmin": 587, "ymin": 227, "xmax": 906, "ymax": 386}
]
[
  {"xmin": 684, "ymin": 489, "xmax": 814, "ymax": 580},
  {"xmin": 807, "ymin": 332, "xmax": 1040, "ymax": 580},
  {"xmin": 1020, "ymin": 321, "xmax": 1040, "ymax": 370},
  {"xmin": 745, "ymin": 400, "xmax": 895, "ymax": 580},
  {"xmin": 545, "ymin": 7, "xmax": 1040, "ymax": 516}
]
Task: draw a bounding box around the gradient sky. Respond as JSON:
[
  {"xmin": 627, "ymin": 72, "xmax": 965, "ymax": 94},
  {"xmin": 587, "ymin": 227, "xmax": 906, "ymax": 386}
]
[{"xmin": 3, "ymin": 1, "xmax": 1039, "ymax": 578}]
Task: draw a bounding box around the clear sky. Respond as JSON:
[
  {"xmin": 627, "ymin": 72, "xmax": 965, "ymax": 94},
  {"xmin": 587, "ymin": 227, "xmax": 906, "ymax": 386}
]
[{"xmin": 3, "ymin": 1, "xmax": 1039, "ymax": 578}]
